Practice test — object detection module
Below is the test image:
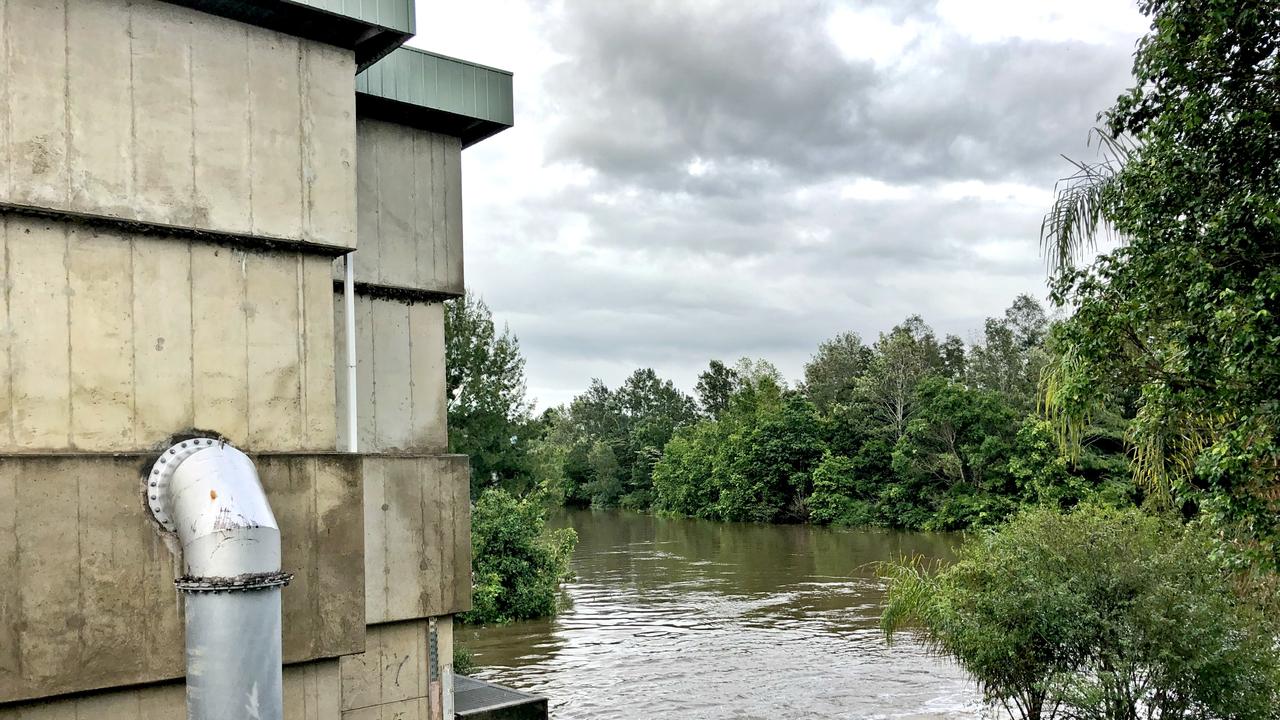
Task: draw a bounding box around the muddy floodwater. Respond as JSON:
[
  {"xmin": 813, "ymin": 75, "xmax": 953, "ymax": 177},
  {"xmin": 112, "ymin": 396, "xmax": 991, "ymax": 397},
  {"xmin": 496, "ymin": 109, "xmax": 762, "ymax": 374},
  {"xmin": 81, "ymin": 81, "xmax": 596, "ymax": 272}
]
[{"xmin": 457, "ymin": 509, "xmax": 983, "ymax": 720}]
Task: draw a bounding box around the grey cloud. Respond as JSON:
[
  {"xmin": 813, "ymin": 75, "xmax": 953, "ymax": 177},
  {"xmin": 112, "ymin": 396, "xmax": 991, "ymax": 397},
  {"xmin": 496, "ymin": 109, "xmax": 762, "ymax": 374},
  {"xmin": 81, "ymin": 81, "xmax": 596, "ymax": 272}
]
[
  {"xmin": 544, "ymin": 0, "xmax": 1134, "ymax": 191},
  {"xmin": 458, "ymin": 0, "xmax": 1143, "ymax": 406}
]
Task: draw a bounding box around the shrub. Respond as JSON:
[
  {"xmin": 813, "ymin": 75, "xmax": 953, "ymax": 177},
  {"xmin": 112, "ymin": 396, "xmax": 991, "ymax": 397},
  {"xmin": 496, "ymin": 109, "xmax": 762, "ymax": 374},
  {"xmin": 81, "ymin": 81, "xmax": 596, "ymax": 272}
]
[
  {"xmin": 460, "ymin": 489, "xmax": 578, "ymax": 625},
  {"xmin": 880, "ymin": 505, "xmax": 1280, "ymax": 720}
]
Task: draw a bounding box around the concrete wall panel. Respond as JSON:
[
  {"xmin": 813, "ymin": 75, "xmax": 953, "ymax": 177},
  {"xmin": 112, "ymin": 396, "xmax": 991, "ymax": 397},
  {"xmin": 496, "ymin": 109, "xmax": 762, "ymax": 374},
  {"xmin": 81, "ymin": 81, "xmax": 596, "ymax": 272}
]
[
  {"xmin": 335, "ymin": 294, "xmax": 447, "ymax": 454},
  {"xmin": 190, "ymin": 13, "xmax": 253, "ymax": 235},
  {"xmin": 248, "ymin": 30, "xmax": 305, "ymax": 241},
  {"xmin": 6, "ymin": 0, "xmax": 68, "ymax": 209},
  {"xmin": 67, "ymin": 0, "xmax": 133, "ymax": 216},
  {"xmin": 131, "ymin": 2, "xmax": 197, "ymax": 226},
  {"xmin": 0, "ymin": 0, "xmax": 357, "ymax": 251},
  {"xmin": 304, "ymin": 258, "xmax": 340, "ymax": 447},
  {"xmin": 0, "ymin": 218, "xmax": 337, "ymax": 452},
  {"xmin": 408, "ymin": 303, "xmax": 448, "ymax": 452},
  {"xmin": 67, "ymin": 228, "xmax": 134, "ymax": 452},
  {"xmin": 7, "ymin": 218, "xmax": 71, "ymax": 449},
  {"xmin": 371, "ymin": 300, "xmax": 412, "ymax": 451},
  {"xmin": 246, "ymin": 254, "xmax": 305, "ymax": 448},
  {"xmin": 374, "ymin": 124, "xmax": 417, "ymax": 288},
  {"xmin": 303, "ymin": 43, "xmax": 358, "ymax": 255},
  {"xmin": 339, "ymin": 621, "xmax": 426, "ymax": 714},
  {"xmin": 132, "ymin": 240, "xmax": 195, "ymax": 443},
  {"xmin": 361, "ymin": 456, "xmax": 470, "ymax": 624},
  {"xmin": 191, "ymin": 245, "xmax": 251, "ymax": 440},
  {"xmin": 0, "ymin": 454, "xmax": 363, "ymax": 704},
  {"xmin": 344, "ymin": 120, "xmax": 463, "ymax": 294}
]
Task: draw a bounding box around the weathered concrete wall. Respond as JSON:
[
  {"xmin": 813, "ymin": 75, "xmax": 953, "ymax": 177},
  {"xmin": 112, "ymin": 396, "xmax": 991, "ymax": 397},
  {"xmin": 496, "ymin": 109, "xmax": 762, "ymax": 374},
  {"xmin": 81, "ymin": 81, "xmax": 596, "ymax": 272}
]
[
  {"xmin": 361, "ymin": 456, "xmax": 471, "ymax": 624},
  {"xmin": 0, "ymin": 660, "xmax": 341, "ymax": 720},
  {"xmin": 0, "ymin": 216, "xmax": 336, "ymax": 453},
  {"xmin": 0, "ymin": 0, "xmax": 356, "ymax": 251},
  {"xmin": 338, "ymin": 618, "xmax": 455, "ymax": 720},
  {"xmin": 343, "ymin": 119, "xmax": 462, "ymax": 294},
  {"xmin": 335, "ymin": 295, "xmax": 447, "ymax": 454},
  {"xmin": 0, "ymin": 454, "xmax": 364, "ymax": 704}
]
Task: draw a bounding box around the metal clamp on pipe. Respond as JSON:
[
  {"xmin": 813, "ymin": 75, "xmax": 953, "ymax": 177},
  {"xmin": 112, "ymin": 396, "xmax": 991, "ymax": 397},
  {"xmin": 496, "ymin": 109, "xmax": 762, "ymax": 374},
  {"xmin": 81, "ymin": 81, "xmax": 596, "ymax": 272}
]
[{"xmin": 146, "ymin": 438, "xmax": 288, "ymax": 720}]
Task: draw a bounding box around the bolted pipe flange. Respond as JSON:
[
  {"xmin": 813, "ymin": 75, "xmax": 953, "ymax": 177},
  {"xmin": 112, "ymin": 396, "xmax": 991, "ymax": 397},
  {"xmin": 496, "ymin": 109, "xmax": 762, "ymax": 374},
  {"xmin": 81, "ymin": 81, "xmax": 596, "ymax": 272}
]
[
  {"xmin": 146, "ymin": 437, "xmax": 225, "ymax": 532},
  {"xmin": 175, "ymin": 571, "xmax": 294, "ymax": 594}
]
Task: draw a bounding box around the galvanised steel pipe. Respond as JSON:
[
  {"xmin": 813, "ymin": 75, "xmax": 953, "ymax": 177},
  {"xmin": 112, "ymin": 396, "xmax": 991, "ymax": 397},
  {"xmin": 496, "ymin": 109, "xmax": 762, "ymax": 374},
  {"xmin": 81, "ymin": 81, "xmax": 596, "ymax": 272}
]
[{"xmin": 146, "ymin": 438, "xmax": 291, "ymax": 720}]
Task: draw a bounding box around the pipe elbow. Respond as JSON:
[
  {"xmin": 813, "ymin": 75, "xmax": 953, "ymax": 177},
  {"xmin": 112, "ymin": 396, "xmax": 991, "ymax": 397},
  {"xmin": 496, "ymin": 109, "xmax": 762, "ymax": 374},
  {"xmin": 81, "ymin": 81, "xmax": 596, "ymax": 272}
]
[{"xmin": 146, "ymin": 438, "xmax": 282, "ymax": 579}]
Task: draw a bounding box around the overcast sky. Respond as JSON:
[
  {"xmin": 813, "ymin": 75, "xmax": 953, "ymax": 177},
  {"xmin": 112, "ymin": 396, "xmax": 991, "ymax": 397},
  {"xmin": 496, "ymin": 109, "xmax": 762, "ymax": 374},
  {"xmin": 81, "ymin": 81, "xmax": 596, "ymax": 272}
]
[{"xmin": 408, "ymin": 0, "xmax": 1149, "ymax": 409}]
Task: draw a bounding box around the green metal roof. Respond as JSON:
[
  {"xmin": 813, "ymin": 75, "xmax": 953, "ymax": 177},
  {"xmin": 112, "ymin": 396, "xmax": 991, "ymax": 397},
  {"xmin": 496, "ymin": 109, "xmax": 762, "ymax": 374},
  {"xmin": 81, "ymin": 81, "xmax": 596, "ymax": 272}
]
[
  {"xmin": 163, "ymin": 0, "xmax": 415, "ymax": 70},
  {"xmin": 356, "ymin": 47, "xmax": 514, "ymax": 147}
]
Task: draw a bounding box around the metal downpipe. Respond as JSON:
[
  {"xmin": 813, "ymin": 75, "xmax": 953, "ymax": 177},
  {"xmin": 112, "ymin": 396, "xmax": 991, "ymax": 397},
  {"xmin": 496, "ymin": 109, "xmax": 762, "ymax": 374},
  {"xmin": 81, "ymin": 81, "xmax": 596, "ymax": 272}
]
[{"xmin": 147, "ymin": 438, "xmax": 291, "ymax": 720}]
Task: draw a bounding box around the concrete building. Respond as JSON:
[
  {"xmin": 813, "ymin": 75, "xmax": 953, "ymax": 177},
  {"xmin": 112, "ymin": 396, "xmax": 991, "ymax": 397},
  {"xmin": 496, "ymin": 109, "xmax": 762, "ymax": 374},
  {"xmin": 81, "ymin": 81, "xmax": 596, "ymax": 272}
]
[{"xmin": 0, "ymin": 1, "xmax": 513, "ymax": 718}]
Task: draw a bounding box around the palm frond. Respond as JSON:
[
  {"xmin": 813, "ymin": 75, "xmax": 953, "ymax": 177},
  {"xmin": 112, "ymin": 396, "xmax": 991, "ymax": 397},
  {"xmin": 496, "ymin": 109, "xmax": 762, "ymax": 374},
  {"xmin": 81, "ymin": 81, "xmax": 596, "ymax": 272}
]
[{"xmin": 1041, "ymin": 130, "xmax": 1134, "ymax": 277}]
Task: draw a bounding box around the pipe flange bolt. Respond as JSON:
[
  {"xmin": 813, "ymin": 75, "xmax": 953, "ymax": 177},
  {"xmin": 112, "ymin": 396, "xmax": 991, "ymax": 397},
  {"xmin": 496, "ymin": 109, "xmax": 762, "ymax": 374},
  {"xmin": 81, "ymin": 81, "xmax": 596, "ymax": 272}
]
[
  {"xmin": 146, "ymin": 437, "xmax": 224, "ymax": 532},
  {"xmin": 174, "ymin": 571, "xmax": 294, "ymax": 594}
]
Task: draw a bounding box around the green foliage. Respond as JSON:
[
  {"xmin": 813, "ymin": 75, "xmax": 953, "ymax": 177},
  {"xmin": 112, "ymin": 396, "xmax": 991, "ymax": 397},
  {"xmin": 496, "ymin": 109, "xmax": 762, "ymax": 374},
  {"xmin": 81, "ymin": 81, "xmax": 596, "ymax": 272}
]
[
  {"xmin": 551, "ymin": 297, "xmax": 1124, "ymax": 534},
  {"xmin": 809, "ymin": 452, "xmax": 874, "ymax": 526},
  {"xmin": 540, "ymin": 369, "xmax": 699, "ymax": 509},
  {"xmin": 801, "ymin": 332, "xmax": 872, "ymax": 414},
  {"xmin": 460, "ymin": 489, "xmax": 578, "ymax": 625},
  {"xmin": 880, "ymin": 505, "xmax": 1280, "ymax": 720},
  {"xmin": 1042, "ymin": 0, "xmax": 1280, "ymax": 565},
  {"xmin": 695, "ymin": 359, "xmax": 740, "ymax": 419},
  {"xmin": 452, "ymin": 645, "xmax": 479, "ymax": 676},
  {"xmin": 444, "ymin": 293, "xmax": 535, "ymax": 494}
]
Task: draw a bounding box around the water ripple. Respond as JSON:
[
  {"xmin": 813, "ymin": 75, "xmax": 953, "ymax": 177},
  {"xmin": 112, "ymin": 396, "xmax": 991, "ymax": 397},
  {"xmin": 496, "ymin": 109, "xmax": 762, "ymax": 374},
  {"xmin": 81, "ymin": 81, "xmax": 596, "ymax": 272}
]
[{"xmin": 458, "ymin": 510, "xmax": 983, "ymax": 719}]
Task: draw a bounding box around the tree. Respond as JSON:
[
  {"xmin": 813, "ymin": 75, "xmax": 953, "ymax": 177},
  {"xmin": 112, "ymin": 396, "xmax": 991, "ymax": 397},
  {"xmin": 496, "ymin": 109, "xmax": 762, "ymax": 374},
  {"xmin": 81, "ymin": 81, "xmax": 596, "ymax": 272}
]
[
  {"xmin": 880, "ymin": 505, "xmax": 1280, "ymax": 720},
  {"xmin": 940, "ymin": 334, "xmax": 967, "ymax": 381},
  {"xmin": 969, "ymin": 295, "xmax": 1048, "ymax": 409},
  {"xmin": 1042, "ymin": 0, "xmax": 1280, "ymax": 565},
  {"xmin": 444, "ymin": 293, "xmax": 534, "ymax": 493},
  {"xmin": 695, "ymin": 359, "xmax": 740, "ymax": 418},
  {"xmin": 859, "ymin": 315, "xmax": 942, "ymax": 441},
  {"xmin": 462, "ymin": 488, "xmax": 578, "ymax": 625},
  {"xmin": 892, "ymin": 378, "xmax": 1020, "ymax": 530},
  {"xmin": 802, "ymin": 331, "xmax": 873, "ymax": 415}
]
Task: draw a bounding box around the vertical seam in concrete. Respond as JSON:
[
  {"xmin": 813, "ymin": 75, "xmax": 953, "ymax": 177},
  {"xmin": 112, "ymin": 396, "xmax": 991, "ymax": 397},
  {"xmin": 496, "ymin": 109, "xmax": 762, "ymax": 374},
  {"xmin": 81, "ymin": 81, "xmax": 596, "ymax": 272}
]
[
  {"xmin": 63, "ymin": 225, "xmax": 74, "ymax": 448},
  {"xmin": 299, "ymin": 44, "xmax": 312, "ymax": 242},
  {"xmin": 245, "ymin": 28, "xmax": 255, "ymax": 233},
  {"xmin": 297, "ymin": 42, "xmax": 307, "ymax": 243},
  {"xmin": 74, "ymin": 464, "xmax": 84, "ymax": 673},
  {"xmin": 410, "ymin": 130, "xmax": 419, "ymax": 291},
  {"xmin": 296, "ymin": 254, "xmax": 307, "ymax": 445},
  {"xmin": 373, "ymin": 121, "xmax": 382, "ymax": 284},
  {"xmin": 443, "ymin": 137, "xmax": 450, "ymax": 282},
  {"xmin": 310, "ymin": 457, "xmax": 321, "ymax": 656},
  {"xmin": 241, "ymin": 250, "xmax": 250, "ymax": 441},
  {"xmin": 3, "ymin": 218, "xmax": 12, "ymax": 444},
  {"xmin": 128, "ymin": 237, "xmax": 137, "ymax": 448},
  {"xmin": 187, "ymin": 32, "xmax": 197, "ymax": 218},
  {"xmin": 62, "ymin": 0, "xmax": 71, "ymax": 204},
  {"xmin": 188, "ymin": 242, "xmax": 196, "ymax": 423},
  {"xmin": 127, "ymin": 2, "xmax": 138, "ymax": 224},
  {"xmin": 2, "ymin": 0, "xmax": 11, "ymax": 197}
]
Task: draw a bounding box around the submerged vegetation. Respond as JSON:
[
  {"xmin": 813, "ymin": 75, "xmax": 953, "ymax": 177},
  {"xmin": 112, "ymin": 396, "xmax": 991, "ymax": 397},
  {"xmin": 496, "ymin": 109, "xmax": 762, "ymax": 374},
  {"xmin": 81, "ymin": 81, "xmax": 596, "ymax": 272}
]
[{"xmin": 461, "ymin": 488, "xmax": 577, "ymax": 625}]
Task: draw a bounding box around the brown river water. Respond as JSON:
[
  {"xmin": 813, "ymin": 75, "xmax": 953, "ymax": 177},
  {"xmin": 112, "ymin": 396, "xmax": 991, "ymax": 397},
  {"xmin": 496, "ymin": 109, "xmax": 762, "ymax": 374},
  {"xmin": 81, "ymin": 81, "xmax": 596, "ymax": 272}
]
[{"xmin": 457, "ymin": 509, "xmax": 984, "ymax": 720}]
